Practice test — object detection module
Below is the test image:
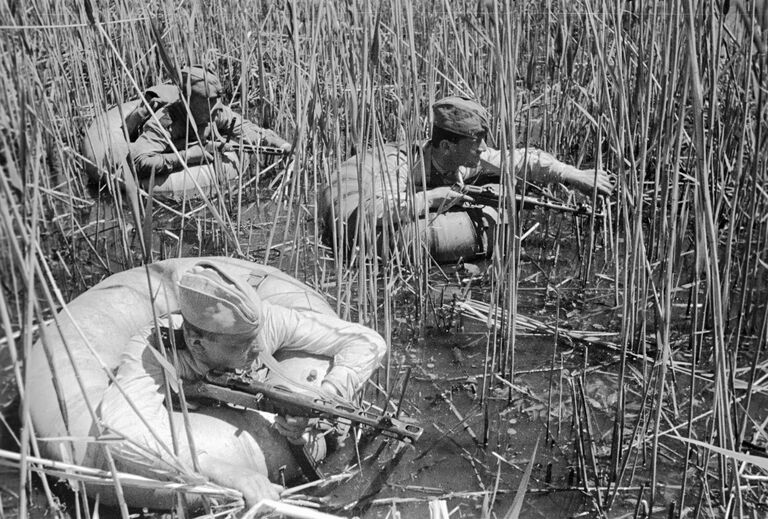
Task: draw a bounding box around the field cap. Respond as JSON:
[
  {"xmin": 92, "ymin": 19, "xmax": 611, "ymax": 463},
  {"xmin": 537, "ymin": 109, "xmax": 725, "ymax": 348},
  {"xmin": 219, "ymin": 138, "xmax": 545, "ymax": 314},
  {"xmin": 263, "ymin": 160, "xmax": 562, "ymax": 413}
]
[
  {"xmin": 432, "ymin": 96, "xmax": 490, "ymax": 138},
  {"xmin": 181, "ymin": 66, "xmax": 222, "ymax": 99},
  {"xmin": 178, "ymin": 261, "xmax": 262, "ymax": 335}
]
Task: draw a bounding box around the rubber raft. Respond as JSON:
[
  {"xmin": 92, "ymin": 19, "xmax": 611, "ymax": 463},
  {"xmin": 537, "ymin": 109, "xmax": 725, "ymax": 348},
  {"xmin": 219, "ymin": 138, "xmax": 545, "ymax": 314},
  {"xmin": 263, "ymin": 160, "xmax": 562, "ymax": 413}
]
[
  {"xmin": 81, "ymin": 85, "xmax": 244, "ymax": 202},
  {"xmin": 319, "ymin": 143, "xmax": 499, "ymax": 264},
  {"xmin": 26, "ymin": 257, "xmax": 334, "ymax": 507}
]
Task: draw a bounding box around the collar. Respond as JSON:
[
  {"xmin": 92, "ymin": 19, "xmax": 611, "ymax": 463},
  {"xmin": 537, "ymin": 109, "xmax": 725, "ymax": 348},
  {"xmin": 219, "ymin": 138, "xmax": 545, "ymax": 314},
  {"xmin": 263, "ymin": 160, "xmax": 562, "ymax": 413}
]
[
  {"xmin": 411, "ymin": 142, "xmax": 464, "ymax": 189},
  {"xmin": 428, "ymin": 150, "xmax": 461, "ymax": 187}
]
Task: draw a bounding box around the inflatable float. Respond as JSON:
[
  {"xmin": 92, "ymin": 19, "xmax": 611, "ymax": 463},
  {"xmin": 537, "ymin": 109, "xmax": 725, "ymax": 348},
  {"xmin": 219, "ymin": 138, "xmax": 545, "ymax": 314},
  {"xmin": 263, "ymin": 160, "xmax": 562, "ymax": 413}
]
[
  {"xmin": 26, "ymin": 257, "xmax": 335, "ymax": 507},
  {"xmin": 81, "ymin": 85, "xmax": 244, "ymax": 202},
  {"xmin": 319, "ymin": 143, "xmax": 500, "ymax": 264}
]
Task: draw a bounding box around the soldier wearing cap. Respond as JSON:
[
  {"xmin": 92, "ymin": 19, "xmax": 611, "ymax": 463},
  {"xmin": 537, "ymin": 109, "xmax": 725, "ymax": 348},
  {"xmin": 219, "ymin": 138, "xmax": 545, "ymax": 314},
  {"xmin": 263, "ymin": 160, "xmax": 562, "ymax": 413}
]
[
  {"xmin": 131, "ymin": 66, "xmax": 292, "ymax": 179},
  {"xmin": 320, "ymin": 95, "xmax": 615, "ymax": 261},
  {"xmin": 414, "ymin": 95, "xmax": 613, "ymax": 212},
  {"xmin": 100, "ymin": 261, "xmax": 386, "ymax": 508}
]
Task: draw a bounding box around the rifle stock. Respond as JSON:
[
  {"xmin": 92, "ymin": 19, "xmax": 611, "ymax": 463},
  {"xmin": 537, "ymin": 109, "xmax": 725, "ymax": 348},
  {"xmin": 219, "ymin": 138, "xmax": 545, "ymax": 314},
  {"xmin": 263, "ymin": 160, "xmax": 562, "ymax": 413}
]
[{"xmin": 184, "ymin": 370, "xmax": 423, "ymax": 443}]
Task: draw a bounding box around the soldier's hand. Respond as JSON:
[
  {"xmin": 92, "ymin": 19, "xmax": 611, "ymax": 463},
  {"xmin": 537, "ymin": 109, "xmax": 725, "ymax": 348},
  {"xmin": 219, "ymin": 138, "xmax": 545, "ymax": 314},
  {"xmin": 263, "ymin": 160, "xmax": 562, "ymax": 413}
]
[
  {"xmin": 568, "ymin": 168, "xmax": 616, "ymax": 197},
  {"xmin": 274, "ymin": 415, "xmax": 316, "ymax": 445},
  {"xmin": 424, "ymin": 186, "xmax": 474, "ymax": 212},
  {"xmin": 198, "ymin": 456, "xmax": 282, "ymax": 511},
  {"xmin": 205, "ymin": 140, "xmax": 234, "ymax": 154},
  {"xmin": 234, "ymin": 470, "xmax": 281, "ymax": 510},
  {"xmin": 318, "ymin": 380, "xmax": 351, "ymax": 449},
  {"xmin": 184, "ymin": 144, "xmax": 214, "ymax": 165}
]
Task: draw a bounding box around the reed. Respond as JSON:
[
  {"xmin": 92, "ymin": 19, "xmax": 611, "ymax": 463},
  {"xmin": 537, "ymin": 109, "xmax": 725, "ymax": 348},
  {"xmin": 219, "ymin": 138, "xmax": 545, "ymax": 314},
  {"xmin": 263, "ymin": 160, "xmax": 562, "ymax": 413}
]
[{"xmin": 1, "ymin": 0, "xmax": 767, "ymax": 517}]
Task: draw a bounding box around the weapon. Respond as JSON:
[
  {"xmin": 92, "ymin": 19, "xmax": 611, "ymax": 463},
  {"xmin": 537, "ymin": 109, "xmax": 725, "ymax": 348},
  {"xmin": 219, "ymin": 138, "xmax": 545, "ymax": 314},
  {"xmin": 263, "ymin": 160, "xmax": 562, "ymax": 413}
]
[
  {"xmin": 228, "ymin": 143, "xmax": 290, "ymax": 157},
  {"xmin": 211, "ymin": 141, "xmax": 289, "ymax": 157},
  {"xmin": 184, "ymin": 370, "xmax": 423, "ymax": 444},
  {"xmin": 460, "ymin": 184, "xmax": 603, "ymax": 218}
]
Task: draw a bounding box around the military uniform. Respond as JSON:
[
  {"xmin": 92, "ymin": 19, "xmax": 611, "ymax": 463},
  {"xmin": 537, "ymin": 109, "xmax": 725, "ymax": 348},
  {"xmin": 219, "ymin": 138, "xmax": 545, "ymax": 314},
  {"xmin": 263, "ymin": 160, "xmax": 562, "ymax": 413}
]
[
  {"xmin": 320, "ymin": 141, "xmax": 575, "ymax": 244},
  {"xmin": 320, "ymin": 95, "xmax": 601, "ymax": 261},
  {"xmin": 131, "ymin": 66, "xmax": 290, "ymax": 179},
  {"xmin": 131, "ymin": 102, "xmax": 289, "ymax": 178},
  {"xmin": 99, "ymin": 262, "xmax": 386, "ymax": 481}
]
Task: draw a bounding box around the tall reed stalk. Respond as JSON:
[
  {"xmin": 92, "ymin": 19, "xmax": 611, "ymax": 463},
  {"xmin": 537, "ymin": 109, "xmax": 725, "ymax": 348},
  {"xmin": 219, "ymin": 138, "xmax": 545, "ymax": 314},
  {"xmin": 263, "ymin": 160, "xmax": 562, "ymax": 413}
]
[{"xmin": 1, "ymin": 0, "xmax": 767, "ymax": 516}]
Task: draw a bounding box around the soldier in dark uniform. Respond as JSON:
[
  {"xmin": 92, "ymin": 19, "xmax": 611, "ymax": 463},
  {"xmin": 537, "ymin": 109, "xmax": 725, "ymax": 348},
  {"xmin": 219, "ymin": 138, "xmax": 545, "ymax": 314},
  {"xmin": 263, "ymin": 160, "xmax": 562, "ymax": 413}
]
[{"xmin": 131, "ymin": 66, "xmax": 291, "ymax": 179}]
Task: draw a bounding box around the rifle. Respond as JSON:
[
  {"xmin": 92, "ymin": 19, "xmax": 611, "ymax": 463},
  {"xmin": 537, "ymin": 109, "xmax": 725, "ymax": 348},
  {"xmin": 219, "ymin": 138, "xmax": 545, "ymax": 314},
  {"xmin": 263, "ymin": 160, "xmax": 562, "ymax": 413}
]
[
  {"xmin": 212, "ymin": 141, "xmax": 289, "ymax": 157},
  {"xmin": 184, "ymin": 370, "xmax": 423, "ymax": 444},
  {"xmin": 230, "ymin": 143, "xmax": 290, "ymax": 157},
  {"xmin": 214, "ymin": 120, "xmax": 290, "ymax": 157},
  {"xmin": 460, "ymin": 184, "xmax": 603, "ymax": 218}
]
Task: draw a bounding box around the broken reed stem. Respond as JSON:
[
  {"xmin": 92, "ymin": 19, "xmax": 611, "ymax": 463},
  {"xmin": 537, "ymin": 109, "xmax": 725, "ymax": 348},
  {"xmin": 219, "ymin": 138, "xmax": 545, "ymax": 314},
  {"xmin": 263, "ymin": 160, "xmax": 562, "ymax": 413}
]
[
  {"xmin": 0, "ymin": 448, "xmax": 240, "ymax": 500},
  {"xmin": 569, "ymin": 377, "xmax": 591, "ymax": 498},
  {"xmin": 576, "ymin": 376, "xmax": 604, "ymax": 513}
]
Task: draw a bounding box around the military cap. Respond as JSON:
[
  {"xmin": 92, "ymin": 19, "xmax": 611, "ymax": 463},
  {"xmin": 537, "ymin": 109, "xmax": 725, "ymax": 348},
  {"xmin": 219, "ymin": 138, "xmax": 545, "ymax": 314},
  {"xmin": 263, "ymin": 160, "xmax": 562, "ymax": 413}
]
[
  {"xmin": 180, "ymin": 66, "xmax": 222, "ymax": 99},
  {"xmin": 178, "ymin": 261, "xmax": 262, "ymax": 335},
  {"xmin": 432, "ymin": 96, "xmax": 490, "ymax": 138}
]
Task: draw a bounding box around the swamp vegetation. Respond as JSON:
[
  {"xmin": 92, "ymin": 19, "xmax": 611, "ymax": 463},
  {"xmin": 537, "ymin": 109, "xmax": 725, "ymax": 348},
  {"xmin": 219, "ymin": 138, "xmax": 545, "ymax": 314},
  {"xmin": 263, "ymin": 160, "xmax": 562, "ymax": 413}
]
[{"xmin": 1, "ymin": 0, "xmax": 767, "ymax": 517}]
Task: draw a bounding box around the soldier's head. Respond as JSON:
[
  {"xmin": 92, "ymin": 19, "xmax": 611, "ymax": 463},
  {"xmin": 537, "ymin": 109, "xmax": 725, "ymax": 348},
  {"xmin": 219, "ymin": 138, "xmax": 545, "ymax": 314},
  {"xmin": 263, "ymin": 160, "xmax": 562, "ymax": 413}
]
[
  {"xmin": 178, "ymin": 261, "xmax": 263, "ymax": 370},
  {"xmin": 430, "ymin": 96, "xmax": 489, "ymax": 169},
  {"xmin": 180, "ymin": 66, "xmax": 222, "ymax": 125}
]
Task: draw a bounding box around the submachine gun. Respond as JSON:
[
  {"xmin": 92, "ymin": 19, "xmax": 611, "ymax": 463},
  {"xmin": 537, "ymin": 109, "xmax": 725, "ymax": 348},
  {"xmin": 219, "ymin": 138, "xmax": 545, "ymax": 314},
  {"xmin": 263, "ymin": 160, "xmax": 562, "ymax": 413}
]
[
  {"xmin": 211, "ymin": 140, "xmax": 290, "ymax": 158},
  {"xmin": 460, "ymin": 183, "xmax": 603, "ymax": 218},
  {"xmin": 185, "ymin": 370, "xmax": 423, "ymax": 443},
  {"xmin": 184, "ymin": 370, "xmax": 422, "ymax": 481},
  {"xmin": 227, "ymin": 143, "xmax": 290, "ymax": 157}
]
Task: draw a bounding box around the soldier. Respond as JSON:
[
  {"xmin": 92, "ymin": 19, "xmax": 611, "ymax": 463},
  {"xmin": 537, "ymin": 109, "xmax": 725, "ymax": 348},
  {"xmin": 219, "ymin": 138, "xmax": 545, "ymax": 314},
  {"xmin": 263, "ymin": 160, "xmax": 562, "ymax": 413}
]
[
  {"xmin": 131, "ymin": 66, "xmax": 291, "ymax": 179},
  {"xmin": 413, "ymin": 96, "xmax": 613, "ymax": 209},
  {"xmin": 321, "ymin": 96, "xmax": 615, "ymax": 262},
  {"xmin": 100, "ymin": 261, "xmax": 387, "ymax": 507}
]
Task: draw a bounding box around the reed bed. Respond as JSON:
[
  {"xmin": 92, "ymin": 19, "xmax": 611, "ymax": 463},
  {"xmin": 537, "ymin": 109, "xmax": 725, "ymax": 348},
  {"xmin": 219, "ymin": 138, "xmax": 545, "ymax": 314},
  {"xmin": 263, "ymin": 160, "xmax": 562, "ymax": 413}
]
[{"xmin": 1, "ymin": 0, "xmax": 767, "ymax": 517}]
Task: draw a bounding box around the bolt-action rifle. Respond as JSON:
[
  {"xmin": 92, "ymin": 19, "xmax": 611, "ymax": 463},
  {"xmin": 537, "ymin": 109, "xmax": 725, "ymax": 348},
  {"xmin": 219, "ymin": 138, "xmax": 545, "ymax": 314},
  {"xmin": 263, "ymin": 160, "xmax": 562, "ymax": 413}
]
[
  {"xmin": 459, "ymin": 184, "xmax": 603, "ymax": 218},
  {"xmin": 184, "ymin": 370, "xmax": 423, "ymax": 444}
]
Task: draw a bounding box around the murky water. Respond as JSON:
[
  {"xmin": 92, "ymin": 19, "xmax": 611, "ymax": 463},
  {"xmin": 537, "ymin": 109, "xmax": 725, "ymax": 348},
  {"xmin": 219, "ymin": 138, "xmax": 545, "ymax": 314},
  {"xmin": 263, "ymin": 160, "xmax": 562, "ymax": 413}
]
[{"xmin": 3, "ymin": 181, "xmax": 766, "ymax": 519}]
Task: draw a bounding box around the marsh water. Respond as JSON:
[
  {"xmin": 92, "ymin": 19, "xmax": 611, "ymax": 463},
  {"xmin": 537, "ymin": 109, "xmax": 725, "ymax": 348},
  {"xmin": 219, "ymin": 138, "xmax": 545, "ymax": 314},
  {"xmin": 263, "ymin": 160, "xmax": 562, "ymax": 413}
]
[{"xmin": 1, "ymin": 184, "xmax": 764, "ymax": 519}]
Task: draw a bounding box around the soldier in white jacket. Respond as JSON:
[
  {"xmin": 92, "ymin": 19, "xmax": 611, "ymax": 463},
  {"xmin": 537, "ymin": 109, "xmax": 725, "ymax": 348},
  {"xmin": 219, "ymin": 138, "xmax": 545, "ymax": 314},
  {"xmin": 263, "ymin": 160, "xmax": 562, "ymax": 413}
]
[{"xmin": 99, "ymin": 261, "xmax": 387, "ymax": 508}]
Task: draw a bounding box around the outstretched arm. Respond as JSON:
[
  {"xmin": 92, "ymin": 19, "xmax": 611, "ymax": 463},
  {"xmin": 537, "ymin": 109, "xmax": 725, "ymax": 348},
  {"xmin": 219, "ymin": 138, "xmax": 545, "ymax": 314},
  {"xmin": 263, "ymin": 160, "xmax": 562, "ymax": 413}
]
[
  {"xmin": 557, "ymin": 166, "xmax": 615, "ymax": 197},
  {"xmin": 477, "ymin": 147, "xmax": 615, "ymax": 197},
  {"xmin": 213, "ymin": 105, "xmax": 291, "ymax": 152}
]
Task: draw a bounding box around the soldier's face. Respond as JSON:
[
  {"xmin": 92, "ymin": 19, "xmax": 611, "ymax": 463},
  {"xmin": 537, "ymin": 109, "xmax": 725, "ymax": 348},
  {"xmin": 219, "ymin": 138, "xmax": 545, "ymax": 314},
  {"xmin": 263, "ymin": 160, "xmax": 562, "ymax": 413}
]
[
  {"xmin": 450, "ymin": 133, "xmax": 487, "ymax": 168},
  {"xmin": 188, "ymin": 94, "xmax": 219, "ymax": 125},
  {"xmin": 182, "ymin": 321, "xmax": 259, "ymax": 370}
]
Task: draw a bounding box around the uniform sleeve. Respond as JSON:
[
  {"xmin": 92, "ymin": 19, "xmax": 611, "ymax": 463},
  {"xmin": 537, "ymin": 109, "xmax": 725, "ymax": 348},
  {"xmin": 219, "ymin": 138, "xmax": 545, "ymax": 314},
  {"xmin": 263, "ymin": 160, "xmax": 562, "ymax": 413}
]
[
  {"xmin": 386, "ymin": 148, "xmax": 424, "ymax": 221},
  {"xmin": 99, "ymin": 325, "xmax": 198, "ymax": 475},
  {"xmin": 213, "ymin": 106, "xmax": 290, "ymax": 149},
  {"xmin": 476, "ymin": 147, "xmax": 575, "ymax": 186},
  {"xmin": 131, "ymin": 116, "xmax": 182, "ymax": 179},
  {"xmin": 259, "ymin": 305, "xmax": 387, "ymax": 399}
]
